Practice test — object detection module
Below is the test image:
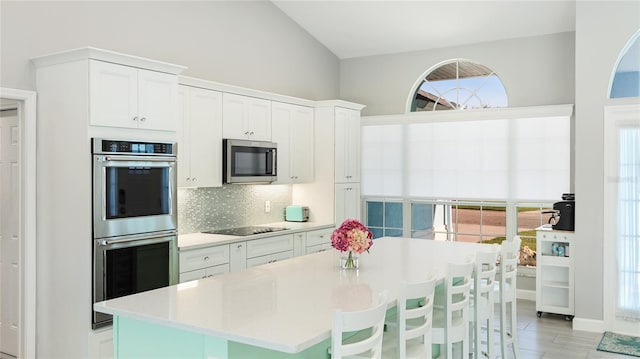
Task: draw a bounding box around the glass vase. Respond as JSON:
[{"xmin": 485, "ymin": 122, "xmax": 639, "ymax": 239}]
[{"xmin": 340, "ymin": 251, "xmax": 359, "ymax": 269}]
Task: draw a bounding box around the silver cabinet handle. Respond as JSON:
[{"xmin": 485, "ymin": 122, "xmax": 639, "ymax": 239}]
[
  {"xmin": 203, "ymin": 256, "xmax": 210, "ymax": 261},
  {"xmin": 237, "ymin": 244, "xmax": 243, "ymax": 248},
  {"xmin": 140, "ymin": 117, "xmax": 146, "ymax": 122},
  {"xmin": 133, "ymin": 116, "xmax": 138, "ymax": 122}
]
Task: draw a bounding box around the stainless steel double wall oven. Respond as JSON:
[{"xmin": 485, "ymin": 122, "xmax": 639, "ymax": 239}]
[{"xmin": 92, "ymin": 138, "xmax": 179, "ymax": 328}]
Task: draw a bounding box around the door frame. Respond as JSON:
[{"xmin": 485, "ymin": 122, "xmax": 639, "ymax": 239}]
[
  {"xmin": 603, "ymin": 101, "xmax": 640, "ymax": 336},
  {"xmin": 0, "ymin": 87, "xmax": 36, "ymax": 358}
]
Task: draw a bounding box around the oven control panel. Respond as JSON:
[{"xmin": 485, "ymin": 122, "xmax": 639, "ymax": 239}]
[{"xmin": 93, "ymin": 138, "xmax": 176, "ymax": 156}]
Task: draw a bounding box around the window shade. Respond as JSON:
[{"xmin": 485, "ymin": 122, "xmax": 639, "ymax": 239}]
[{"xmin": 361, "ymin": 107, "xmax": 571, "ymax": 201}]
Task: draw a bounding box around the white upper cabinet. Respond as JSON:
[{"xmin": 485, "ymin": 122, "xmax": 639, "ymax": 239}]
[
  {"xmin": 271, "ymin": 102, "xmax": 314, "ymax": 184},
  {"xmin": 89, "ymin": 60, "xmax": 178, "ymax": 131},
  {"xmin": 177, "ymin": 85, "xmax": 223, "ymax": 188},
  {"xmin": 334, "ymin": 107, "xmax": 361, "ymax": 183},
  {"xmin": 222, "ymin": 93, "xmax": 271, "ymax": 141}
]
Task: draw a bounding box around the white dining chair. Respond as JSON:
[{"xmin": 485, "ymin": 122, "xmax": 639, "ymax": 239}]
[
  {"xmin": 494, "ymin": 236, "xmax": 522, "ymax": 359},
  {"xmin": 432, "ymin": 261, "xmax": 474, "ymax": 359},
  {"xmin": 469, "ymin": 247, "xmax": 499, "ymax": 359},
  {"xmin": 382, "ymin": 276, "xmax": 437, "ymax": 358},
  {"xmin": 330, "ymin": 290, "xmax": 389, "ymax": 359}
]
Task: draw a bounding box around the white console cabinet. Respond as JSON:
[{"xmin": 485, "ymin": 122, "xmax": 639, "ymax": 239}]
[
  {"xmin": 536, "ymin": 228, "xmax": 574, "ymax": 319},
  {"xmin": 90, "ymin": 60, "xmax": 179, "ymax": 131}
]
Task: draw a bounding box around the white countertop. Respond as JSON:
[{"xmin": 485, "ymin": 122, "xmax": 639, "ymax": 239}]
[
  {"xmin": 178, "ymin": 221, "xmax": 335, "ymax": 250},
  {"xmin": 94, "ymin": 238, "xmax": 492, "ymax": 354}
]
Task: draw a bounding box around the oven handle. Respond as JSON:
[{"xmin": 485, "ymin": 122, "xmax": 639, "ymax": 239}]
[
  {"xmin": 98, "ymin": 231, "xmax": 177, "ymax": 246},
  {"xmin": 98, "ymin": 155, "xmax": 176, "ymax": 163}
]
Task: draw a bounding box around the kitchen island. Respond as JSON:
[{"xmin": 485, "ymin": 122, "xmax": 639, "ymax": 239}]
[{"xmin": 94, "ymin": 237, "xmax": 493, "ymax": 358}]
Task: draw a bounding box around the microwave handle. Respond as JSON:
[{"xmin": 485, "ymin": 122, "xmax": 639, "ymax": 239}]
[{"xmin": 271, "ymin": 149, "xmax": 277, "ymax": 175}]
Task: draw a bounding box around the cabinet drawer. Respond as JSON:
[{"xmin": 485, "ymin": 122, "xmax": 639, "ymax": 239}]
[
  {"xmin": 246, "ymin": 250, "xmax": 294, "ymax": 268},
  {"xmin": 179, "ymin": 245, "xmax": 230, "ymax": 272},
  {"xmin": 306, "ymin": 242, "xmax": 333, "ymax": 254},
  {"xmin": 306, "ymin": 228, "xmax": 333, "ymax": 247},
  {"xmin": 246, "ymin": 234, "xmax": 294, "ymax": 258},
  {"xmin": 179, "ymin": 263, "xmax": 230, "ymax": 283},
  {"xmin": 538, "ymin": 232, "xmax": 573, "ymax": 242}
]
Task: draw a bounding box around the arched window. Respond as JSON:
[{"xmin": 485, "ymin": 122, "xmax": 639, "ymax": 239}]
[
  {"xmin": 410, "ymin": 59, "xmax": 508, "ymax": 111},
  {"xmin": 610, "ymin": 30, "xmax": 640, "ymax": 98}
]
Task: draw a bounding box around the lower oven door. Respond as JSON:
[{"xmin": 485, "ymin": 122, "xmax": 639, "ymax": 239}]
[{"xmin": 92, "ymin": 231, "xmax": 178, "ymax": 328}]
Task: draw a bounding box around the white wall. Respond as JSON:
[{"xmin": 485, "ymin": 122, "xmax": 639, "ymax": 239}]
[
  {"xmin": 0, "ymin": 2, "xmax": 340, "ymax": 358},
  {"xmin": 339, "ymin": 32, "xmax": 575, "ymax": 116},
  {"xmin": 574, "ymin": 1, "xmax": 640, "ymax": 324},
  {"xmin": 0, "ymin": 1, "xmax": 339, "ymax": 100}
]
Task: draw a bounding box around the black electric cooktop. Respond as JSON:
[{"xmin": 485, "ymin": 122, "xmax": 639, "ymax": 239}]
[{"xmin": 203, "ymin": 226, "xmax": 289, "ymax": 236}]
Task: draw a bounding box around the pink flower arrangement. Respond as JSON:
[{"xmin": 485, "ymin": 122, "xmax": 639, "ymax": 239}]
[{"xmin": 331, "ymin": 219, "xmax": 373, "ymax": 254}]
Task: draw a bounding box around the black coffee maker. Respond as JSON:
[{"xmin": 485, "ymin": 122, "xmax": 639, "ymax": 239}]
[{"xmin": 550, "ymin": 193, "xmax": 575, "ymax": 231}]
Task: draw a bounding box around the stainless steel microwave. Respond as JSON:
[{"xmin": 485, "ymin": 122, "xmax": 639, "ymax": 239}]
[{"xmin": 223, "ymin": 139, "xmax": 277, "ymax": 184}]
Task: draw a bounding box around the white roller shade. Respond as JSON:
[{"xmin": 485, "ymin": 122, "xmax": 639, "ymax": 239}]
[{"xmin": 361, "ymin": 105, "xmax": 572, "ymax": 201}]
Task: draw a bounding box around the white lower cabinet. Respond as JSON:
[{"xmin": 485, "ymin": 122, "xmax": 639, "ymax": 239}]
[
  {"xmin": 246, "ymin": 234, "xmax": 294, "ymax": 268},
  {"xmin": 178, "ymin": 245, "xmax": 230, "ymax": 283},
  {"xmin": 88, "ymin": 327, "xmax": 113, "ymax": 359},
  {"xmin": 246, "ymin": 250, "xmax": 294, "ymax": 268},
  {"xmin": 305, "ymin": 228, "xmax": 333, "ymax": 254},
  {"xmin": 306, "ymin": 242, "xmax": 333, "ymax": 254},
  {"xmin": 179, "ymin": 264, "xmax": 230, "ymax": 283},
  {"xmin": 179, "ymin": 228, "xmax": 334, "ymax": 277}
]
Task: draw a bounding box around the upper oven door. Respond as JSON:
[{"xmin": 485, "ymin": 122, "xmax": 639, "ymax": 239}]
[{"xmin": 93, "ymin": 154, "xmax": 177, "ymax": 239}]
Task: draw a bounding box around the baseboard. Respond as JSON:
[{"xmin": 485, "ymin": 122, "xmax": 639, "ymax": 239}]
[
  {"xmin": 516, "ymin": 289, "xmax": 536, "ymax": 301},
  {"xmin": 573, "ymin": 317, "xmax": 605, "ymax": 333}
]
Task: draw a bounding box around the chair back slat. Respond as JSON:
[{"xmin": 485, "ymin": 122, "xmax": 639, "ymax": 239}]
[
  {"xmin": 397, "ymin": 277, "xmax": 436, "ymax": 358},
  {"xmin": 332, "ymin": 291, "xmax": 388, "ymax": 359}
]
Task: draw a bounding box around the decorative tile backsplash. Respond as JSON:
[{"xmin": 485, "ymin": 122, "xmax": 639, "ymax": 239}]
[{"xmin": 177, "ymin": 185, "xmax": 292, "ymax": 234}]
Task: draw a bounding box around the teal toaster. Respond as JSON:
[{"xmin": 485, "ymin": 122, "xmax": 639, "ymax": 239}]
[{"xmin": 285, "ymin": 205, "xmax": 309, "ymax": 222}]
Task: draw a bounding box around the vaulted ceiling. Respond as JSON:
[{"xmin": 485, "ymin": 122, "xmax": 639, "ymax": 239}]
[{"xmin": 271, "ymin": 0, "xmax": 577, "ymax": 59}]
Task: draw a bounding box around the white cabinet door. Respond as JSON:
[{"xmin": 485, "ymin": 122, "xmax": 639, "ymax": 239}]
[
  {"xmin": 89, "ymin": 60, "xmax": 138, "ymax": 128},
  {"xmin": 87, "ymin": 327, "xmax": 113, "ymax": 359},
  {"xmin": 177, "ymin": 85, "xmax": 223, "ymax": 188},
  {"xmin": 89, "ymin": 60, "xmax": 177, "ymax": 131},
  {"xmin": 293, "ymin": 232, "xmax": 306, "ymax": 257},
  {"xmin": 246, "ymin": 250, "xmax": 294, "ymax": 268},
  {"xmin": 271, "ymin": 104, "xmax": 292, "ymax": 184},
  {"xmin": 271, "ymin": 102, "xmax": 314, "ymax": 184},
  {"xmin": 179, "ymin": 245, "xmax": 229, "ymax": 273},
  {"xmin": 290, "ymin": 105, "xmax": 314, "ymax": 182},
  {"xmin": 229, "ymin": 241, "xmax": 247, "ymax": 272},
  {"xmin": 222, "ymin": 93, "xmax": 271, "ymax": 141},
  {"xmin": 335, "ymin": 183, "xmax": 361, "ymax": 224},
  {"xmin": 246, "ymin": 234, "xmax": 294, "ymax": 258},
  {"xmin": 179, "ymin": 263, "xmax": 230, "ymax": 283},
  {"xmin": 247, "ymin": 98, "xmax": 272, "ymax": 141},
  {"xmin": 137, "ymin": 69, "xmax": 178, "ymax": 131},
  {"xmin": 335, "ymin": 107, "xmax": 360, "ymax": 183}
]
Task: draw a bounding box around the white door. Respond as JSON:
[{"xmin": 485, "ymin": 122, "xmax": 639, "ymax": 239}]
[
  {"xmin": 604, "ymin": 104, "xmax": 640, "ymax": 336},
  {"xmin": 0, "ymin": 108, "xmax": 19, "ymax": 357}
]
